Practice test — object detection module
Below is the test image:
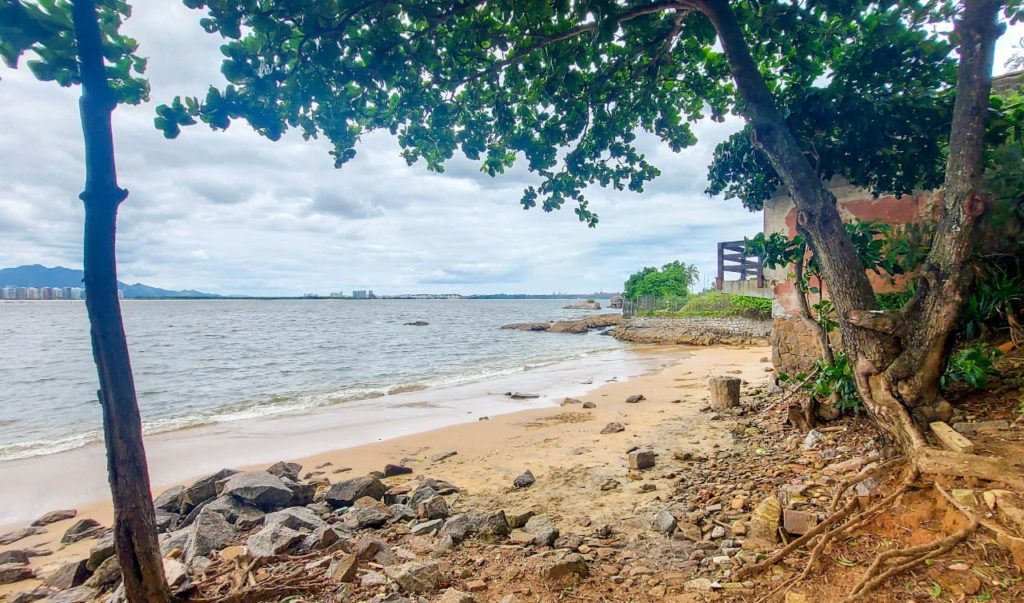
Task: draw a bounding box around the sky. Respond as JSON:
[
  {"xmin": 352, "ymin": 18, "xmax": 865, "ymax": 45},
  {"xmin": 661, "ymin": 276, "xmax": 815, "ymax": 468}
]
[{"xmin": 0, "ymin": 5, "xmax": 1021, "ymax": 297}]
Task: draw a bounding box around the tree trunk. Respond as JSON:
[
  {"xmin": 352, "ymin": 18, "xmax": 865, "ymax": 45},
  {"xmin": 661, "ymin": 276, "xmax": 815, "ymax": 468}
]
[
  {"xmin": 71, "ymin": 1, "xmax": 171, "ymax": 601},
  {"xmin": 709, "ymin": 376, "xmax": 741, "ymax": 410},
  {"xmin": 699, "ymin": 0, "xmax": 1009, "ymax": 476}
]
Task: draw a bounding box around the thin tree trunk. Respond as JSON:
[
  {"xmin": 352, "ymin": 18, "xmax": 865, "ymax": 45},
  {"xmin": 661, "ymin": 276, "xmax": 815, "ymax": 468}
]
[{"xmin": 71, "ymin": 1, "xmax": 170, "ymax": 601}]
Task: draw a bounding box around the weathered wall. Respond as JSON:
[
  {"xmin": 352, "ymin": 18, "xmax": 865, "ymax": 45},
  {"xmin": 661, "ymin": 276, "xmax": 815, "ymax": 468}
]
[
  {"xmin": 771, "ymin": 317, "xmax": 845, "ymax": 375},
  {"xmin": 613, "ymin": 316, "xmax": 772, "ymax": 345}
]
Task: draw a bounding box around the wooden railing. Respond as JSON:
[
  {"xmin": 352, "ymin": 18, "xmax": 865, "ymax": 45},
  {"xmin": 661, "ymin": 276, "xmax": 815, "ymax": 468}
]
[{"xmin": 715, "ymin": 240, "xmax": 764, "ymax": 290}]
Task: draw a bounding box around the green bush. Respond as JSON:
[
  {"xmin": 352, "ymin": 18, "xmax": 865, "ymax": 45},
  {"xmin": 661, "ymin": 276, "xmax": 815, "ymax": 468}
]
[
  {"xmin": 941, "ymin": 343, "xmax": 1002, "ymax": 392},
  {"xmin": 779, "ymin": 352, "xmax": 862, "ymax": 415},
  {"xmin": 662, "ymin": 291, "xmax": 772, "ymax": 319}
]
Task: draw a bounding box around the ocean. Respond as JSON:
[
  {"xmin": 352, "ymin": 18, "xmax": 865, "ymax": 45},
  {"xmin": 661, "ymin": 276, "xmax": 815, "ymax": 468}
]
[{"xmin": 0, "ymin": 298, "xmax": 629, "ymax": 464}]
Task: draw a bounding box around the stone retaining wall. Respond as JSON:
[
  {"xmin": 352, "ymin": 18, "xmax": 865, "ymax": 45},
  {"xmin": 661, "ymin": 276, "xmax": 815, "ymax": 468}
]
[{"xmin": 612, "ymin": 316, "xmax": 772, "ymax": 345}]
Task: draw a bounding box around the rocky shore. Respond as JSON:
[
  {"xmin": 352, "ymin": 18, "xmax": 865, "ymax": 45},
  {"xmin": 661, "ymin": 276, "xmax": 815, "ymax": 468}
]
[
  {"xmin": 3, "ymin": 345, "xmax": 1020, "ymax": 602},
  {"xmin": 500, "ymin": 314, "xmax": 620, "ymax": 334},
  {"xmin": 612, "ymin": 316, "xmax": 771, "ymax": 345}
]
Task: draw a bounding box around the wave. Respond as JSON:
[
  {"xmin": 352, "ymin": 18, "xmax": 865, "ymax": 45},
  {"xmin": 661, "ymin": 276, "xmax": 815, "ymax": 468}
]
[{"xmin": 0, "ymin": 343, "xmax": 623, "ymax": 463}]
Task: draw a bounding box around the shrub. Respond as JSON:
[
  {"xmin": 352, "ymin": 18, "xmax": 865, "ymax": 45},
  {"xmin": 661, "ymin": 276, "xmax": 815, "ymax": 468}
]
[
  {"xmin": 671, "ymin": 292, "xmax": 771, "ymax": 319},
  {"xmin": 941, "ymin": 343, "xmax": 1002, "ymax": 392}
]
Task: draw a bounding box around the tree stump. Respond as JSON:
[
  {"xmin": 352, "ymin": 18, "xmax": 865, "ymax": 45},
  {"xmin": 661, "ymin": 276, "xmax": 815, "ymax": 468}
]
[{"xmin": 709, "ymin": 376, "xmax": 741, "ymax": 410}]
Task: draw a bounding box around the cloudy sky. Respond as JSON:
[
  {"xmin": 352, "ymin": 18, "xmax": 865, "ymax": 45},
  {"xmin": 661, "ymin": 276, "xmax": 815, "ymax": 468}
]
[{"xmin": 1, "ymin": 5, "xmax": 1021, "ymax": 297}]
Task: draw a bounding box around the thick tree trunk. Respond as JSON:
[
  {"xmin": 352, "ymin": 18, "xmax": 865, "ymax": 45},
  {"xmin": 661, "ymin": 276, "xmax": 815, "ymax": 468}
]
[
  {"xmin": 71, "ymin": 1, "xmax": 171, "ymax": 601},
  {"xmin": 699, "ymin": 0, "xmax": 1007, "ymax": 470}
]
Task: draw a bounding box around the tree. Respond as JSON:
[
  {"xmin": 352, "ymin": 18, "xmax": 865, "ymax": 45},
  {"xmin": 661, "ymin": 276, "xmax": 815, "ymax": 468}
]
[
  {"xmin": 623, "ymin": 261, "xmax": 699, "ymax": 299},
  {"xmin": 0, "ymin": 1, "xmax": 170, "ymax": 601},
  {"xmin": 162, "ymin": 1, "xmax": 1024, "ymax": 482}
]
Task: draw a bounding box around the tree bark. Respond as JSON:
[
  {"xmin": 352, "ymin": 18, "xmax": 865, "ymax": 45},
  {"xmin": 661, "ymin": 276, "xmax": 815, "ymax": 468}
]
[
  {"xmin": 71, "ymin": 1, "xmax": 171, "ymax": 601},
  {"xmin": 699, "ymin": 0, "xmax": 1007, "ymax": 472}
]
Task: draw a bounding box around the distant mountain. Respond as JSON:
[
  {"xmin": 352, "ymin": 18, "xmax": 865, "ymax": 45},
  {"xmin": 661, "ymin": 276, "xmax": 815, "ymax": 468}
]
[{"xmin": 0, "ymin": 265, "xmax": 221, "ymax": 298}]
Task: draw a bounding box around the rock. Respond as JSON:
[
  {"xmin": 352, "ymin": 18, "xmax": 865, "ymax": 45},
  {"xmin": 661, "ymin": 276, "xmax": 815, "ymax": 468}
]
[
  {"xmin": 563, "ymin": 301, "xmax": 601, "ymax": 310},
  {"xmin": 561, "ymin": 398, "xmax": 582, "ymax": 406},
  {"xmin": 628, "ymin": 450, "xmax": 655, "ymax": 470},
  {"xmin": 0, "ymin": 563, "xmax": 35, "ymax": 585},
  {"xmin": 328, "ymin": 553, "xmax": 359, "ymax": 582},
  {"xmin": 32, "ymin": 509, "xmax": 77, "ymax": 527},
  {"xmin": 685, "ymin": 578, "xmax": 718, "ymax": 592},
  {"xmin": 266, "ymin": 506, "xmax": 325, "ymax": 531},
  {"xmin": 84, "ymin": 555, "xmax": 120, "ymax": 589},
  {"xmin": 524, "ymin": 515, "xmax": 559, "ymax": 546},
  {"xmin": 43, "ymin": 559, "xmax": 89, "ymax": 590},
  {"xmin": 247, "ymin": 523, "xmax": 304, "ymax": 558},
  {"xmin": 509, "ymin": 529, "xmax": 535, "ymax": 546},
  {"xmin": 431, "ymin": 451, "xmax": 458, "ymax": 462},
  {"xmin": 600, "ymin": 422, "xmax": 625, "ymax": 434},
  {"xmin": 0, "ymin": 527, "xmax": 46, "ymax": 546},
  {"xmin": 408, "ymin": 485, "xmax": 438, "ymax": 507},
  {"xmin": 418, "ymin": 496, "xmax": 451, "ymax": 520},
  {"xmin": 220, "ymin": 545, "xmax": 248, "ymax": 561},
  {"xmin": 783, "ymin": 509, "xmax": 817, "ymax": 535},
  {"xmin": 163, "ymin": 558, "xmax": 188, "ymax": 589},
  {"xmin": 184, "ymin": 508, "xmax": 236, "ymax": 562},
  {"xmin": 204, "ymin": 495, "xmax": 266, "ymax": 528},
  {"xmin": 302, "ymin": 524, "xmax": 344, "ymax": 552},
  {"xmin": 411, "ymin": 519, "xmax": 443, "ymax": 536},
  {"xmin": 731, "ymin": 519, "xmax": 747, "ymax": 536},
  {"xmin": 625, "ymin": 394, "xmax": 646, "ymax": 403},
  {"xmin": 465, "ymin": 579, "xmax": 487, "ymax": 592},
  {"xmin": 345, "ymin": 497, "xmax": 391, "ymax": 529},
  {"xmin": 280, "ymin": 477, "xmax": 316, "ymax": 507},
  {"xmin": 508, "ymin": 392, "xmax": 540, "ymax": 399},
  {"xmin": 537, "ymin": 550, "xmax": 587, "ymax": 580},
  {"xmin": 159, "ymin": 528, "xmax": 189, "ymax": 557},
  {"xmin": 953, "ymin": 420, "xmax": 1010, "ymax": 434},
  {"xmin": 360, "ymin": 571, "xmax": 387, "ymax": 587},
  {"xmin": 325, "ymin": 476, "xmax": 387, "ymax": 508},
  {"xmin": 390, "ymin": 503, "xmax": 418, "ymax": 522},
  {"xmin": 506, "ymin": 508, "xmax": 535, "ymax": 529},
  {"xmin": 153, "ymin": 486, "xmax": 186, "ymax": 513},
  {"xmin": 513, "ymin": 470, "xmax": 536, "ymax": 489},
  {"xmin": 404, "ymin": 321, "xmax": 429, "ymax": 326},
  {"xmin": 471, "ymin": 510, "xmax": 510, "ymax": 542},
  {"xmin": 46, "ymin": 586, "xmax": 96, "ymax": 603},
  {"xmin": 61, "ymin": 519, "xmax": 103, "ymax": 544},
  {"xmin": 438, "ymin": 589, "xmax": 475, "ymax": 603},
  {"xmin": 582, "ymin": 401, "xmax": 596, "ymax": 409},
  {"xmin": 266, "ymin": 461, "xmax": 303, "ymax": 481},
  {"xmin": 386, "ymin": 561, "xmax": 442, "ymax": 594},
  {"xmin": 154, "ymin": 510, "xmax": 178, "ymax": 532},
  {"xmin": 438, "ymin": 514, "xmax": 475, "ymax": 543},
  {"xmin": 784, "ymin": 592, "xmax": 809, "ymax": 603},
  {"xmin": 220, "ymin": 471, "xmax": 294, "ymax": 510},
  {"xmin": 855, "ymin": 476, "xmax": 882, "ymax": 498},
  {"xmin": 748, "ymin": 496, "xmax": 782, "ymax": 544},
  {"xmin": 86, "ymin": 533, "xmax": 115, "ymax": 571},
  {"xmin": 384, "ymin": 463, "xmax": 413, "ymax": 477},
  {"xmin": 802, "ymin": 429, "xmax": 825, "ymax": 450},
  {"xmin": 0, "ymin": 550, "xmax": 29, "ymax": 565},
  {"xmin": 8, "ymin": 587, "xmax": 54, "ymax": 603},
  {"xmin": 654, "ymin": 509, "xmax": 677, "ymax": 535},
  {"xmin": 183, "ymin": 468, "xmax": 236, "ymax": 510},
  {"xmin": 710, "ymin": 525, "xmax": 726, "ymax": 539}
]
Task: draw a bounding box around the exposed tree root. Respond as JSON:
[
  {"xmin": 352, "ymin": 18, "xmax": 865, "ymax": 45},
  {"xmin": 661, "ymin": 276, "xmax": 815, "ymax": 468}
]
[
  {"xmin": 843, "ymin": 483, "xmax": 978, "ymax": 602},
  {"xmin": 187, "ymin": 551, "xmax": 332, "ymax": 602}
]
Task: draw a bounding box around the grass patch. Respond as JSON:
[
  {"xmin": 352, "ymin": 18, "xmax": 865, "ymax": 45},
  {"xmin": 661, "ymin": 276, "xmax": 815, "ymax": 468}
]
[{"xmin": 640, "ymin": 291, "xmax": 772, "ymax": 319}]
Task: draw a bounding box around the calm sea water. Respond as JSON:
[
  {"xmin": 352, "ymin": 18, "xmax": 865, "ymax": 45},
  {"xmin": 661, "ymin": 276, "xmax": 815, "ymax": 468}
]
[{"xmin": 0, "ymin": 299, "xmax": 625, "ymax": 463}]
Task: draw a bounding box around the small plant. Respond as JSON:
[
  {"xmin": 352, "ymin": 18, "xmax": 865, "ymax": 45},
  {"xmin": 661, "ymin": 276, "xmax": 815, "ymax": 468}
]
[
  {"xmin": 941, "ymin": 343, "xmax": 1002, "ymax": 391},
  {"xmin": 779, "ymin": 352, "xmax": 862, "ymax": 414}
]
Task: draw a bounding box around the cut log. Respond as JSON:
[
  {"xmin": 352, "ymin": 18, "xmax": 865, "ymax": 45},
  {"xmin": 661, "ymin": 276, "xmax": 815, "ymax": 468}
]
[
  {"xmin": 929, "ymin": 422, "xmax": 975, "ymax": 454},
  {"xmin": 709, "ymin": 376, "xmax": 741, "ymax": 410}
]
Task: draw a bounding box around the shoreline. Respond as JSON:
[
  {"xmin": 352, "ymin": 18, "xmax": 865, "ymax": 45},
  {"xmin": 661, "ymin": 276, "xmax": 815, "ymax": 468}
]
[
  {"xmin": 0, "ymin": 345, "xmax": 667, "ymax": 529},
  {"xmin": 0, "ymin": 343, "xmax": 773, "ymax": 601}
]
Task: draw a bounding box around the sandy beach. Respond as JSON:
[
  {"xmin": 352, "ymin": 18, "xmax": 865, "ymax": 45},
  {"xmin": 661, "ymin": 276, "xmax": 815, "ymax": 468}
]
[{"xmin": 0, "ymin": 343, "xmax": 771, "ymax": 599}]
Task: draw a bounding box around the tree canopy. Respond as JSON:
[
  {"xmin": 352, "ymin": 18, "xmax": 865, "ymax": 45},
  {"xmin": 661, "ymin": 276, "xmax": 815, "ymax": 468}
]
[
  {"xmin": 158, "ymin": 1, "xmax": 1012, "ymax": 224},
  {"xmin": 623, "ymin": 260, "xmax": 699, "ymax": 299}
]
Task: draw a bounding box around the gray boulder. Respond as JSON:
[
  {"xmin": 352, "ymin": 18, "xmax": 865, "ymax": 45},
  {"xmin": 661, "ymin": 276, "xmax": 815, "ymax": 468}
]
[
  {"xmin": 407, "ymin": 485, "xmax": 438, "ymax": 507},
  {"xmin": 417, "ymin": 496, "xmax": 451, "ymax": 520},
  {"xmin": 183, "ymin": 468, "xmax": 237, "ymax": 511},
  {"xmin": 266, "ymin": 461, "xmax": 302, "ymax": 482},
  {"xmin": 86, "ymin": 533, "xmax": 115, "ymax": 571},
  {"xmin": 199, "ymin": 495, "xmax": 265, "ymax": 530},
  {"xmin": 471, "ymin": 510, "xmax": 510, "ymax": 542},
  {"xmin": 153, "ymin": 485, "xmax": 186, "ymax": 513},
  {"xmin": 0, "ymin": 563, "xmax": 34, "ymax": 585},
  {"xmin": 184, "ymin": 508, "xmax": 236, "ymax": 562},
  {"xmin": 61, "ymin": 519, "xmax": 102, "ymax": 544},
  {"xmin": 438, "ymin": 514, "xmax": 475, "ymax": 543},
  {"xmin": 46, "ymin": 586, "xmax": 96, "ymax": 603},
  {"xmin": 654, "ymin": 509, "xmax": 677, "ymax": 535},
  {"xmin": 325, "ymin": 476, "xmax": 386, "ymax": 508},
  {"xmin": 0, "ymin": 550, "xmax": 29, "ymax": 565},
  {"xmin": 247, "ymin": 523, "xmax": 304, "ymax": 558},
  {"xmin": 159, "ymin": 528, "xmax": 189, "ymax": 556},
  {"xmin": 266, "ymin": 506, "xmax": 325, "ymax": 532},
  {"xmin": 343, "ymin": 497, "xmax": 391, "ymax": 529},
  {"xmin": 524, "ymin": 515, "xmax": 559, "ymax": 547},
  {"xmin": 513, "ymin": 470, "xmax": 535, "ymax": 489},
  {"xmin": 280, "ymin": 477, "xmax": 316, "ymax": 507},
  {"xmin": 220, "ymin": 471, "xmax": 293, "ymax": 510},
  {"xmin": 390, "ymin": 503, "xmax": 418, "ymax": 523},
  {"xmin": 42, "ymin": 559, "xmax": 89, "ymax": 590}
]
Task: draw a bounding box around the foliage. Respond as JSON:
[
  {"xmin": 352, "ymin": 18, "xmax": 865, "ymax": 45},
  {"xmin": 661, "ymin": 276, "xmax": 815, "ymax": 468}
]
[
  {"xmin": 876, "ymin": 288, "xmax": 915, "ymax": 310},
  {"xmin": 642, "ymin": 291, "xmax": 771, "ymax": 319},
  {"xmin": 960, "ymin": 263, "xmax": 1024, "ymax": 339},
  {"xmin": 0, "ymin": 0, "xmax": 148, "ymax": 104},
  {"xmin": 155, "ymin": 1, "xmax": 1024, "ymax": 225},
  {"xmin": 941, "ymin": 343, "xmax": 1002, "ymax": 391},
  {"xmin": 623, "ymin": 261, "xmax": 698, "ymax": 300},
  {"xmin": 780, "ymin": 352, "xmax": 862, "ymax": 414},
  {"xmin": 706, "ymin": 8, "xmax": 956, "ymax": 211}
]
